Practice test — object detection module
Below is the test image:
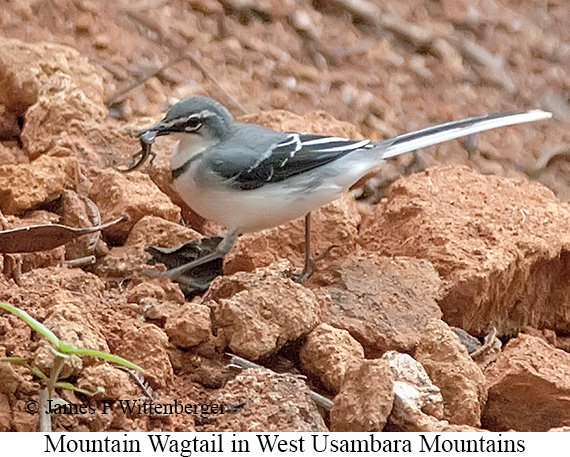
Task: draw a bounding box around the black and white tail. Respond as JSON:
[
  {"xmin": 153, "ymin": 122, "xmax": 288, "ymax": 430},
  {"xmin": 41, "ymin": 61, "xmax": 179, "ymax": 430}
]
[{"xmin": 378, "ymin": 110, "xmax": 551, "ymax": 160}]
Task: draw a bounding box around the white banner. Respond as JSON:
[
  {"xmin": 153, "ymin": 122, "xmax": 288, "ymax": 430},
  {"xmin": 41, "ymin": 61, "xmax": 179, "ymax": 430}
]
[{"xmin": 0, "ymin": 431, "xmax": 566, "ymax": 455}]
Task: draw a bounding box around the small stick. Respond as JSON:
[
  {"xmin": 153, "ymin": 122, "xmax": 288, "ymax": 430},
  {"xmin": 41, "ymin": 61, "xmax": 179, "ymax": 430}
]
[
  {"xmin": 185, "ymin": 53, "xmax": 247, "ymax": 115},
  {"xmin": 105, "ymin": 54, "xmax": 189, "ymax": 106},
  {"xmin": 65, "ymin": 256, "xmax": 96, "ymax": 268}
]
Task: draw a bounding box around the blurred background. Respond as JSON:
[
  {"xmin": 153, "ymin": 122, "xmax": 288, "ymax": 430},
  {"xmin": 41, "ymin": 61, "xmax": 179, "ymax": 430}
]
[{"xmin": 0, "ymin": 0, "xmax": 568, "ymax": 198}]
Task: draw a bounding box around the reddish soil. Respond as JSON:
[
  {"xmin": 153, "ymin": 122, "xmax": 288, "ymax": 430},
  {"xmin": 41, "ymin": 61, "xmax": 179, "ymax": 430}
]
[{"xmin": 1, "ymin": 0, "xmax": 570, "ymax": 432}]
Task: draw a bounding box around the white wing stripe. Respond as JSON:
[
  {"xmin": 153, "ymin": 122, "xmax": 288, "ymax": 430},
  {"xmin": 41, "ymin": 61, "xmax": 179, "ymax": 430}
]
[
  {"xmin": 316, "ymin": 139, "xmax": 371, "ymax": 153},
  {"xmin": 302, "ymin": 137, "xmax": 351, "ymax": 146}
]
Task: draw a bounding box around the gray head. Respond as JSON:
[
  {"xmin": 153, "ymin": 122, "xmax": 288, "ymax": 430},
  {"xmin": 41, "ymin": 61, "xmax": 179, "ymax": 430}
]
[{"xmin": 142, "ymin": 96, "xmax": 236, "ymax": 142}]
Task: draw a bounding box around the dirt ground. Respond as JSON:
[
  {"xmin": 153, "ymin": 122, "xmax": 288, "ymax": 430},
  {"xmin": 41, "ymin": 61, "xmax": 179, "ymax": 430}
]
[{"xmin": 1, "ymin": 0, "xmax": 570, "ymax": 432}]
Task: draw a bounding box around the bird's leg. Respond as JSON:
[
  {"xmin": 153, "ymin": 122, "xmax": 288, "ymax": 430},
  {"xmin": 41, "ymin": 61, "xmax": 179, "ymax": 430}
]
[
  {"xmin": 292, "ymin": 212, "xmax": 313, "ymax": 283},
  {"xmin": 155, "ymin": 230, "xmax": 239, "ymax": 281}
]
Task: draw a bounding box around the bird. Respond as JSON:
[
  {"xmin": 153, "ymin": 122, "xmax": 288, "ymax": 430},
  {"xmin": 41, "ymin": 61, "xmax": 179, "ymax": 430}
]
[{"xmin": 134, "ymin": 96, "xmax": 551, "ymax": 282}]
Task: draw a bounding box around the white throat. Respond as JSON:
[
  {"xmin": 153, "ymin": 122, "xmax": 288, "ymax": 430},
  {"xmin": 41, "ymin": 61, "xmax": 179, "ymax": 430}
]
[{"xmin": 170, "ymin": 133, "xmax": 217, "ymax": 171}]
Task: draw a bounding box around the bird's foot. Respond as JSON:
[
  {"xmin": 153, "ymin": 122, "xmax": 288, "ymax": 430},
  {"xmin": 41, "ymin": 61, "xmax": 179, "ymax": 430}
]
[
  {"xmin": 285, "ymin": 260, "xmax": 313, "ymax": 284},
  {"xmin": 284, "ymin": 244, "xmax": 340, "ymax": 283}
]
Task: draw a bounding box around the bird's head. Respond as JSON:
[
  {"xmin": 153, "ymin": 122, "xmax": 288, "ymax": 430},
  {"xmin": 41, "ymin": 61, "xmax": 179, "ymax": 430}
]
[{"xmin": 139, "ymin": 96, "xmax": 235, "ymax": 144}]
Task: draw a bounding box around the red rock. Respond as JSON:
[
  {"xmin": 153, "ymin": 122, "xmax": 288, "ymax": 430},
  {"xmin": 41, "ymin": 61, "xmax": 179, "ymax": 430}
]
[
  {"xmin": 0, "ymin": 37, "xmax": 104, "ymax": 112},
  {"xmin": 483, "ymin": 334, "xmax": 570, "ymax": 431},
  {"xmin": 0, "ymin": 38, "xmax": 107, "ymax": 159},
  {"xmin": 17, "ymin": 265, "xmax": 106, "ymax": 299},
  {"xmin": 126, "ymin": 278, "xmax": 186, "ymax": 305},
  {"xmin": 93, "ymin": 215, "xmax": 201, "ymax": 280},
  {"xmin": 124, "ymin": 215, "xmax": 200, "ymax": 248},
  {"xmin": 414, "ymin": 319, "xmax": 487, "ymax": 427},
  {"xmin": 0, "ymin": 155, "xmax": 81, "ymax": 214},
  {"xmin": 33, "ymin": 302, "xmax": 110, "ymax": 379},
  {"xmin": 88, "ymin": 169, "xmax": 181, "ymax": 245},
  {"xmin": 77, "ymin": 364, "xmax": 139, "ymax": 400},
  {"xmin": 0, "ymin": 141, "xmax": 27, "ymax": 165},
  {"xmin": 165, "ymin": 303, "xmax": 212, "ymax": 348},
  {"xmin": 359, "ymin": 166, "xmax": 570, "ymax": 335},
  {"xmin": 387, "ymin": 376, "xmax": 482, "ymax": 431},
  {"xmin": 319, "ymin": 255, "xmax": 442, "ymax": 354},
  {"xmin": 12, "ymin": 404, "xmax": 38, "ymax": 432},
  {"xmin": 75, "ymin": 13, "xmax": 93, "ymax": 35},
  {"xmin": 224, "ymin": 193, "xmax": 362, "ymax": 275},
  {"xmin": 299, "ymin": 323, "xmax": 364, "ymax": 394},
  {"xmin": 330, "ymin": 359, "xmax": 394, "ymax": 431},
  {"xmin": 0, "ymin": 393, "xmax": 11, "ymax": 431},
  {"xmin": 205, "ymin": 263, "xmax": 326, "ymax": 359},
  {"xmin": 246, "ymin": 107, "xmax": 365, "ymax": 139},
  {"xmin": 91, "ymin": 244, "xmax": 159, "ymax": 281},
  {"xmin": 207, "ymin": 368, "xmax": 327, "ymax": 432},
  {"xmin": 116, "ymin": 323, "xmax": 173, "ymax": 390}
]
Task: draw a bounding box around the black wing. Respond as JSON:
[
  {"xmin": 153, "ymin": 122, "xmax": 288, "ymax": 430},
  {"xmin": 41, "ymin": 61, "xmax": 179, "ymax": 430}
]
[{"xmin": 214, "ymin": 133, "xmax": 373, "ymax": 190}]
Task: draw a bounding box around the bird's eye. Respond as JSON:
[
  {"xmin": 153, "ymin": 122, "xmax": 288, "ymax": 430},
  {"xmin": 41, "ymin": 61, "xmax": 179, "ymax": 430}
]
[{"xmin": 184, "ymin": 118, "xmax": 202, "ymax": 132}]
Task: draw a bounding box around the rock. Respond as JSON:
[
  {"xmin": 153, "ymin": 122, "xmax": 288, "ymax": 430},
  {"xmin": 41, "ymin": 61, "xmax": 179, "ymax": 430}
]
[
  {"xmin": 383, "ymin": 351, "xmax": 444, "ymax": 419},
  {"xmin": 93, "ymin": 215, "xmax": 201, "ymax": 280},
  {"xmin": 0, "ymin": 155, "xmax": 81, "ymax": 214},
  {"xmin": 61, "ymin": 190, "xmax": 106, "ymax": 260},
  {"xmin": 359, "ymin": 165, "xmax": 570, "ymax": 335},
  {"xmin": 164, "ymin": 303, "xmax": 212, "ymax": 348},
  {"xmin": 77, "ymin": 364, "xmax": 139, "ymax": 400},
  {"xmin": 34, "ymin": 303, "xmax": 110, "ymax": 378},
  {"xmin": 0, "ymin": 141, "xmax": 27, "ymax": 165},
  {"xmin": 116, "ymin": 323, "xmax": 173, "ymax": 390},
  {"xmin": 320, "ymin": 255, "xmax": 442, "ymax": 354},
  {"xmin": 387, "ymin": 381, "xmax": 444, "ymax": 432},
  {"xmin": 483, "ymin": 334, "xmax": 570, "ymax": 431},
  {"xmin": 381, "ymin": 351, "xmax": 472, "ymax": 432},
  {"xmin": 88, "ymin": 169, "xmax": 181, "ymax": 245},
  {"xmin": 414, "ymin": 319, "xmax": 487, "ymax": 427},
  {"xmin": 124, "ymin": 215, "xmax": 201, "ymax": 248},
  {"xmin": 204, "ymin": 264, "xmax": 326, "ymax": 359},
  {"xmin": 299, "ymin": 323, "xmax": 364, "ymax": 394},
  {"xmin": 0, "ymin": 393, "xmax": 11, "ymax": 432},
  {"xmin": 22, "ymin": 72, "xmax": 107, "ymax": 159},
  {"xmin": 126, "ymin": 278, "xmax": 186, "ymax": 305},
  {"xmin": 1, "ymin": 267, "xmax": 107, "ymax": 327},
  {"xmin": 0, "ymin": 38, "xmax": 106, "ymax": 158},
  {"xmin": 17, "ymin": 264, "xmax": 106, "ymax": 299},
  {"xmin": 0, "ymin": 37, "xmax": 104, "ymax": 113},
  {"xmin": 330, "ymin": 358, "xmax": 394, "ymax": 431},
  {"xmin": 91, "ymin": 244, "xmax": 159, "ymax": 281},
  {"xmin": 42, "ymin": 303, "xmax": 109, "ymax": 353},
  {"xmin": 224, "ymin": 194, "xmax": 362, "ymax": 275},
  {"xmin": 138, "ymin": 298, "xmax": 181, "ymax": 326},
  {"xmin": 206, "ymin": 368, "xmax": 327, "ymax": 431}
]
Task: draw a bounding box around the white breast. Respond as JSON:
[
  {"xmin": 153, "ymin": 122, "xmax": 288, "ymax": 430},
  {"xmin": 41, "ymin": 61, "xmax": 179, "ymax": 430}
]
[{"xmin": 173, "ymin": 172, "xmax": 346, "ymax": 233}]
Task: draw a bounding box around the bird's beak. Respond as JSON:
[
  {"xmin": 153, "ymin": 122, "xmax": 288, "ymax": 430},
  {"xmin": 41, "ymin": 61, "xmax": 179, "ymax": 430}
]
[{"xmin": 137, "ymin": 122, "xmax": 172, "ymax": 144}]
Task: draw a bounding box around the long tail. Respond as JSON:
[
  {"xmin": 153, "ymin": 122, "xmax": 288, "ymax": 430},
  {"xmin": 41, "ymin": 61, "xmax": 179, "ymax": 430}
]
[{"xmin": 377, "ymin": 110, "xmax": 551, "ymax": 160}]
